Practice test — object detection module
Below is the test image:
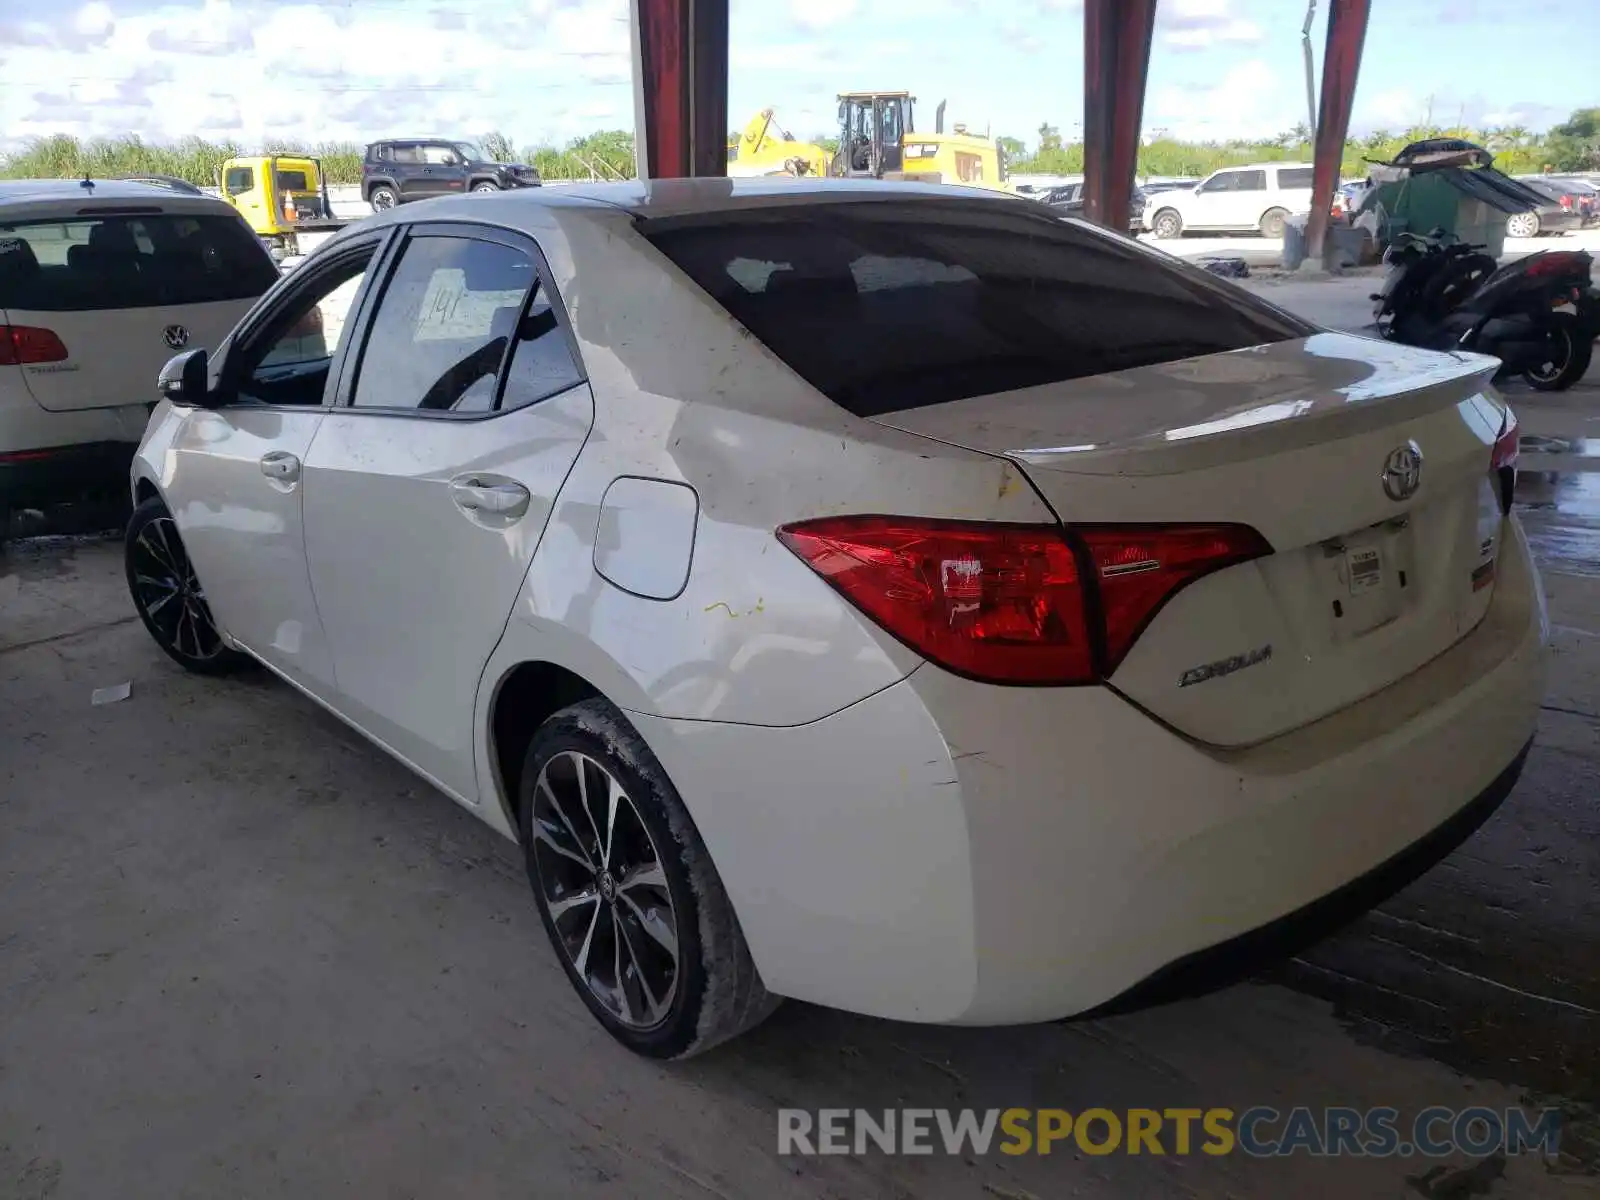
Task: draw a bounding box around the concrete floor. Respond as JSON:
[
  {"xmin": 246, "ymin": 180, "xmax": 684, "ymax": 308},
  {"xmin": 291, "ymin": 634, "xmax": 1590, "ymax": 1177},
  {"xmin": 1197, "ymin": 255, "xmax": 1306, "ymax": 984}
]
[{"xmin": 3, "ymin": 296, "xmax": 1599, "ymax": 1198}]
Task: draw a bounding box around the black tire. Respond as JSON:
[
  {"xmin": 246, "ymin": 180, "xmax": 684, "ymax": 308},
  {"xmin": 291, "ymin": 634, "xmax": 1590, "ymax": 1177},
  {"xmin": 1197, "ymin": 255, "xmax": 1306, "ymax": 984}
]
[
  {"xmin": 1151, "ymin": 208, "xmax": 1183, "ymax": 239},
  {"xmin": 518, "ymin": 697, "xmax": 779, "ymax": 1059},
  {"xmin": 1523, "ymin": 311, "xmax": 1593, "ymax": 392},
  {"xmin": 1259, "ymin": 208, "xmax": 1289, "ymax": 239},
  {"xmin": 369, "ymin": 185, "xmax": 397, "ymax": 212},
  {"xmin": 471, "ymin": 181, "xmax": 500, "ymax": 193},
  {"xmin": 125, "ymin": 495, "xmax": 249, "ymax": 676}
]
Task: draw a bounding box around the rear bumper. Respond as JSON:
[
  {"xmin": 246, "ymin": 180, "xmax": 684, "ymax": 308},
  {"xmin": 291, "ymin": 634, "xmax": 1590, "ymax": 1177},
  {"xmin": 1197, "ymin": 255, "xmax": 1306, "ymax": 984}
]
[
  {"xmin": 1081, "ymin": 735, "xmax": 1530, "ymax": 1017},
  {"xmin": 0, "ymin": 440, "xmax": 139, "ymax": 507},
  {"xmin": 629, "ymin": 518, "xmax": 1548, "ymax": 1026}
]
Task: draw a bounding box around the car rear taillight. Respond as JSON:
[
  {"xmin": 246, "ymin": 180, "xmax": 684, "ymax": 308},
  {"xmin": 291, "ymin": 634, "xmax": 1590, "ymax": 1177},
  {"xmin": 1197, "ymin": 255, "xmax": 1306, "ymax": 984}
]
[
  {"xmin": 0, "ymin": 325, "xmax": 68, "ymax": 366},
  {"xmin": 1076, "ymin": 525, "xmax": 1274, "ymax": 670},
  {"xmin": 776, "ymin": 516, "xmax": 1271, "ymax": 685},
  {"xmin": 1491, "ymin": 405, "xmax": 1519, "ymax": 514}
]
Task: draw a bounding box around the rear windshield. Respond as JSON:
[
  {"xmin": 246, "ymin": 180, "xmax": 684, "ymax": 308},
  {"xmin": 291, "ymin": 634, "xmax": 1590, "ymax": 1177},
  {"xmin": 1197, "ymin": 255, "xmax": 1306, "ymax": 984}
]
[
  {"xmin": 642, "ymin": 200, "xmax": 1312, "ymax": 415},
  {"xmin": 276, "ymin": 169, "xmax": 311, "ymax": 191},
  {"xmin": 0, "ymin": 212, "xmax": 278, "ymax": 312}
]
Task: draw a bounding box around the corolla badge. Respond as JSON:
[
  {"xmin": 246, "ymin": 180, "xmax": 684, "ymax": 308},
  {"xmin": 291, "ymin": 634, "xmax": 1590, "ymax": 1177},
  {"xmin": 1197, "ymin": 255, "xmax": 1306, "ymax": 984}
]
[
  {"xmin": 163, "ymin": 325, "xmax": 189, "ymax": 350},
  {"xmin": 1178, "ymin": 644, "xmax": 1273, "ymax": 689},
  {"xmin": 1382, "ymin": 441, "xmax": 1423, "ymax": 502}
]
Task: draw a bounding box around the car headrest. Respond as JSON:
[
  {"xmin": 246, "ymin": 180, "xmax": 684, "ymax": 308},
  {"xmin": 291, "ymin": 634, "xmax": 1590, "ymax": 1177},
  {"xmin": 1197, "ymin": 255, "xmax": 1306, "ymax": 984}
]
[
  {"xmin": 0, "ymin": 236, "xmax": 41, "ymax": 305},
  {"xmin": 0, "ymin": 235, "xmax": 41, "ymax": 278},
  {"xmin": 88, "ymin": 221, "xmax": 139, "ymax": 255}
]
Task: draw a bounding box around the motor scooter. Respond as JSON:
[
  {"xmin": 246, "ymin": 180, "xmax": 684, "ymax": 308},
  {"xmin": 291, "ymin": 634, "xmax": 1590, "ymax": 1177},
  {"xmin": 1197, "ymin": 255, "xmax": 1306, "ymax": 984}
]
[{"xmin": 1373, "ymin": 230, "xmax": 1595, "ymax": 391}]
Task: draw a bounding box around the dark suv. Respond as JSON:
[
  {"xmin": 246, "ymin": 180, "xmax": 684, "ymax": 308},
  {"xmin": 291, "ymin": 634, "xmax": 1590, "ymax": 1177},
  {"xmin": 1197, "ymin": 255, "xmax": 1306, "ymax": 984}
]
[{"xmin": 361, "ymin": 139, "xmax": 542, "ymax": 211}]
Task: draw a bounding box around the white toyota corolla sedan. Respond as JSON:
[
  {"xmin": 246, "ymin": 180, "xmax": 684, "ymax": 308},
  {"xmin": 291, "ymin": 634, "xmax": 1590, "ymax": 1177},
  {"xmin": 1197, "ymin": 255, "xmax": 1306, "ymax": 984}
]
[{"xmin": 126, "ymin": 178, "xmax": 1547, "ymax": 1058}]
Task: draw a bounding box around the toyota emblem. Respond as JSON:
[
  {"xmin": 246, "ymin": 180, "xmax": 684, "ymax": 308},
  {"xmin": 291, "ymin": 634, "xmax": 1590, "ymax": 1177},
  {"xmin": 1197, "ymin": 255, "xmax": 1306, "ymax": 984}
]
[
  {"xmin": 163, "ymin": 325, "xmax": 189, "ymax": 350},
  {"xmin": 1382, "ymin": 441, "xmax": 1423, "ymax": 502}
]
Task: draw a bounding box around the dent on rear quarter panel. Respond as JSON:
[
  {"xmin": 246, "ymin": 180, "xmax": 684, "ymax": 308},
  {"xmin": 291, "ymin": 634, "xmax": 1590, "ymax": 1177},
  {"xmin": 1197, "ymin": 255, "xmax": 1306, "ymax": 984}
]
[{"xmin": 504, "ymin": 207, "xmax": 1057, "ymax": 729}]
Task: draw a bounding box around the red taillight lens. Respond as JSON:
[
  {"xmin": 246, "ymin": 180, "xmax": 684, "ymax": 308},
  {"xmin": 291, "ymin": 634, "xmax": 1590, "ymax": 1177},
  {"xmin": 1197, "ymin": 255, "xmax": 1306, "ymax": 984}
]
[
  {"xmin": 1491, "ymin": 405, "xmax": 1519, "ymax": 515},
  {"xmin": 776, "ymin": 517, "xmax": 1092, "ymax": 683},
  {"xmin": 777, "ymin": 516, "xmax": 1272, "ymax": 685},
  {"xmin": 1078, "ymin": 525, "xmax": 1274, "ymax": 671},
  {"xmin": 1492, "ymin": 406, "xmax": 1519, "ymax": 472},
  {"xmin": 0, "ymin": 325, "xmax": 68, "ymax": 366}
]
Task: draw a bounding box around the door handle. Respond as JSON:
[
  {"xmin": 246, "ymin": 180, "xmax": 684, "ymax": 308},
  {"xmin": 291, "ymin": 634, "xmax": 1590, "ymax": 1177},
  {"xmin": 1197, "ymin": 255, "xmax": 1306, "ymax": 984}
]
[
  {"xmin": 449, "ymin": 478, "xmax": 530, "ymax": 518},
  {"xmin": 260, "ymin": 451, "xmax": 301, "ymax": 482}
]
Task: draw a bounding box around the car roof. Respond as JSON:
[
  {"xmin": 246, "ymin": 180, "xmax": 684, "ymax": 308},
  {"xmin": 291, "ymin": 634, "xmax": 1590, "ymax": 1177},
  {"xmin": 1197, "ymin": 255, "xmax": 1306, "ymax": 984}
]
[
  {"xmin": 1210, "ymin": 162, "xmax": 1312, "ymax": 172},
  {"xmin": 396, "ymin": 177, "xmax": 1020, "ymax": 222},
  {"xmin": 0, "ymin": 178, "xmax": 238, "ymax": 219}
]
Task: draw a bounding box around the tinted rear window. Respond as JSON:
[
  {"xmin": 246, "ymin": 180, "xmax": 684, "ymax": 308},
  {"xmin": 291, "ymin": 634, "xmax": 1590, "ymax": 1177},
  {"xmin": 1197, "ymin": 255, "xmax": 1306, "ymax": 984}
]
[
  {"xmin": 276, "ymin": 169, "xmax": 311, "ymax": 191},
  {"xmin": 1278, "ymin": 167, "xmax": 1315, "ymax": 189},
  {"xmin": 0, "ymin": 212, "xmax": 278, "ymax": 312},
  {"xmin": 643, "ymin": 201, "xmax": 1311, "ymax": 415}
]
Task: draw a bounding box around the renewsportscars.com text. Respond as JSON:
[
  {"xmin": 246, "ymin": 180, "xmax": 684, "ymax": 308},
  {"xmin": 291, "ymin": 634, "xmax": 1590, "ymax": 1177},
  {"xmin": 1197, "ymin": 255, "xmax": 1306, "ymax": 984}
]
[{"xmin": 777, "ymin": 1106, "xmax": 1564, "ymax": 1159}]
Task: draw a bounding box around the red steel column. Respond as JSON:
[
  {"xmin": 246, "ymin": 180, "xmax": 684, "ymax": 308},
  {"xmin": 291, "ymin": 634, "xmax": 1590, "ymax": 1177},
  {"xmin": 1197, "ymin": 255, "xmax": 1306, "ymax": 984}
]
[
  {"xmin": 1304, "ymin": 0, "xmax": 1371, "ymax": 262},
  {"xmin": 630, "ymin": 0, "xmax": 729, "ymax": 179},
  {"xmin": 1081, "ymin": 0, "xmax": 1158, "ymax": 229}
]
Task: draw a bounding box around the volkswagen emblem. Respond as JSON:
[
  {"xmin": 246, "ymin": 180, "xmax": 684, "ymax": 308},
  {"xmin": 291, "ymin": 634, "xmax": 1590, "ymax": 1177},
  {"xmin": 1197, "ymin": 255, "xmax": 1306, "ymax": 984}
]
[
  {"xmin": 163, "ymin": 325, "xmax": 189, "ymax": 350},
  {"xmin": 1382, "ymin": 441, "xmax": 1423, "ymax": 502}
]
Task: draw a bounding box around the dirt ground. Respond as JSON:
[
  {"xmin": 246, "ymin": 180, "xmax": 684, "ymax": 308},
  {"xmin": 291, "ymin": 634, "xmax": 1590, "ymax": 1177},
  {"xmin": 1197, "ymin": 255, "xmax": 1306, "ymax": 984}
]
[{"xmin": 3, "ymin": 303, "xmax": 1599, "ymax": 1197}]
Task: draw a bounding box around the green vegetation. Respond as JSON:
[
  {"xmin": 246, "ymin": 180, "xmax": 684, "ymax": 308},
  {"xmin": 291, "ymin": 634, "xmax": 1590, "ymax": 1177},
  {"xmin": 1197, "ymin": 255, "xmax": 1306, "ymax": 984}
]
[
  {"xmin": 0, "ymin": 130, "xmax": 640, "ymax": 186},
  {"xmin": 3, "ymin": 108, "xmax": 1595, "ymax": 189},
  {"xmin": 1007, "ymin": 109, "xmax": 1600, "ymax": 179}
]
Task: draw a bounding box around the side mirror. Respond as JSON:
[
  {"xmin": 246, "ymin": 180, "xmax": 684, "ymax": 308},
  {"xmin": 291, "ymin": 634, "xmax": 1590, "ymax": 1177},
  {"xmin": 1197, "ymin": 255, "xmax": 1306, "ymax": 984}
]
[{"xmin": 158, "ymin": 349, "xmax": 215, "ymax": 408}]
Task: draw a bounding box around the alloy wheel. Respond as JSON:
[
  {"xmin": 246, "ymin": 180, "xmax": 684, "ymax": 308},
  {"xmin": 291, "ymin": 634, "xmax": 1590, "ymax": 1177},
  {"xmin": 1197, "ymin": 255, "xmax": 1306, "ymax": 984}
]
[
  {"xmin": 530, "ymin": 750, "xmax": 680, "ymax": 1030},
  {"xmin": 129, "ymin": 516, "xmax": 224, "ymax": 661}
]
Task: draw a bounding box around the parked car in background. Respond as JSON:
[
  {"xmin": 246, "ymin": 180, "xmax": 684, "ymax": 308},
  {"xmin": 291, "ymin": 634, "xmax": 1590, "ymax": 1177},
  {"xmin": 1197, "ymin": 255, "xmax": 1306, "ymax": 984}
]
[
  {"xmin": 1039, "ymin": 181, "xmax": 1146, "ymax": 232},
  {"xmin": 1143, "ymin": 163, "xmax": 1315, "ymax": 239},
  {"xmin": 1508, "ymin": 178, "xmax": 1585, "ymax": 238},
  {"xmin": 129, "ymin": 179, "xmax": 1544, "ymax": 1061},
  {"xmin": 361, "ymin": 139, "xmax": 543, "ymax": 212},
  {"xmin": 1550, "ymin": 177, "xmax": 1599, "ymax": 226},
  {"xmin": 0, "ymin": 180, "xmax": 279, "ymax": 534}
]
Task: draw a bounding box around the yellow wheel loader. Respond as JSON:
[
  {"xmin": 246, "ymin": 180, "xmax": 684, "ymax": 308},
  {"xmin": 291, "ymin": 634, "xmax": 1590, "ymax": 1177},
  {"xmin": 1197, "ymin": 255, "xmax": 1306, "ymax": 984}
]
[
  {"xmin": 729, "ymin": 93, "xmax": 1013, "ymax": 193},
  {"xmin": 833, "ymin": 91, "xmax": 1012, "ymax": 193}
]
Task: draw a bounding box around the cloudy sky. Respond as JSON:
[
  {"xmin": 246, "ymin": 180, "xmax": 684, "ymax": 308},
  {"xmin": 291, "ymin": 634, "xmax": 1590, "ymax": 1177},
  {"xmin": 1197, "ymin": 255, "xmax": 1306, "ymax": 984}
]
[{"xmin": 0, "ymin": 0, "xmax": 1592, "ymax": 154}]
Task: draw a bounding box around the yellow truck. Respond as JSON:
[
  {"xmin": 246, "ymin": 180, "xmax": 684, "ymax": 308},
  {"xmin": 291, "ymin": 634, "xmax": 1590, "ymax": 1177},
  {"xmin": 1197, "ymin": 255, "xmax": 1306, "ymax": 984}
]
[{"xmin": 217, "ymin": 155, "xmax": 349, "ymax": 263}]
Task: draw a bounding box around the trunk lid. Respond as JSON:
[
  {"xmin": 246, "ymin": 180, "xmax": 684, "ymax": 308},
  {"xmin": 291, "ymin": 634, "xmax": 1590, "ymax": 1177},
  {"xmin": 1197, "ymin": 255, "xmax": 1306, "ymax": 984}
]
[
  {"xmin": 6, "ymin": 299, "xmax": 254, "ymax": 413},
  {"xmin": 0, "ymin": 206, "xmax": 278, "ymax": 413},
  {"xmin": 869, "ymin": 332, "xmax": 1509, "ymax": 747}
]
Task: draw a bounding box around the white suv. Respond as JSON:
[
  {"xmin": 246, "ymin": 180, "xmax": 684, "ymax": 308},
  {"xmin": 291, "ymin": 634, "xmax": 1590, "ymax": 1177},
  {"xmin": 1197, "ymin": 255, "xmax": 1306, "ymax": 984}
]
[
  {"xmin": 0, "ymin": 180, "xmax": 278, "ymax": 533},
  {"xmin": 1143, "ymin": 163, "xmax": 1316, "ymax": 239}
]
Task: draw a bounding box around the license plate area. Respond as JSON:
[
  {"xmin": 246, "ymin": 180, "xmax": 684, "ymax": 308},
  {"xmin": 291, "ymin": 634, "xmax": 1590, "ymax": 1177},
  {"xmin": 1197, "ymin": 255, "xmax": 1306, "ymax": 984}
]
[{"xmin": 1322, "ymin": 521, "xmax": 1414, "ymax": 638}]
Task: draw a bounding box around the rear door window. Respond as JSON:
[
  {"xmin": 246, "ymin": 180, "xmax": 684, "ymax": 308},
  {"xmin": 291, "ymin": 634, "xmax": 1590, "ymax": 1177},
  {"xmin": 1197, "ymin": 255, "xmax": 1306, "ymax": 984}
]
[
  {"xmin": 1277, "ymin": 167, "xmax": 1315, "ymax": 190},
  {"xmin": 643, "ymin": 200, "xmax": 1311, "ymax": 416},
  {"xmin": 0, "ymin": 212, "xmax": 279, "ymax": 312}
]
